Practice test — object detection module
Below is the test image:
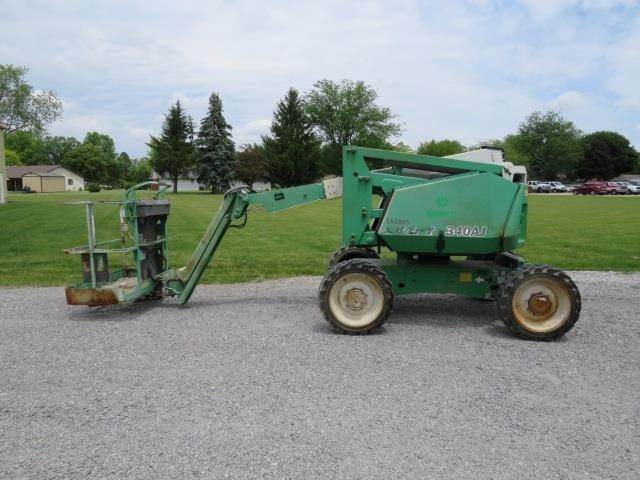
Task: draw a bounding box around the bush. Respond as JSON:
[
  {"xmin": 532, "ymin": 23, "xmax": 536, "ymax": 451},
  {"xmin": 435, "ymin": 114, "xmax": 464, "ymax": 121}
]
[{"xmin": 86, "ymin": 182, "xmax": 101, "ymax": 192}]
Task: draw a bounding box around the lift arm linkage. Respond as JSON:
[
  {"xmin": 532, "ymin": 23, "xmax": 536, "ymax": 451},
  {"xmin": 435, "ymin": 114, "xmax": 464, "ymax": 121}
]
[{"xmin": 165, "ymin": 178, "xmax": 343, "ymax": 305}]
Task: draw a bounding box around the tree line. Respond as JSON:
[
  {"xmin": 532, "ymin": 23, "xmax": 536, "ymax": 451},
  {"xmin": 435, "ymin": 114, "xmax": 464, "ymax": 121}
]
[
  {"xmin": 2, "ymin": 63, "xmax": 638, "ymax": 195},
  {"xmin": 151, "ymin": 85, "xmax": 639, "ymax": 193},
  {"xmin": 148, "ymin": 80, "xmax": 403, "ymax": 193}
]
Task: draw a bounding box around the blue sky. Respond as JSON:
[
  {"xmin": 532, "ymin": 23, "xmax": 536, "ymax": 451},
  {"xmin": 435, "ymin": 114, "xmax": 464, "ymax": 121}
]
[{"xmin": 1, "ymin": 0, "xmax": 639, "ymax": 157}]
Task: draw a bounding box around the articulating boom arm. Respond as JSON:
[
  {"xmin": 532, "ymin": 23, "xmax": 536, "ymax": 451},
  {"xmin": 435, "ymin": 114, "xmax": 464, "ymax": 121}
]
[{"xmin": 165, "ymin": 178, "xmax": 343, "ymax": 304}]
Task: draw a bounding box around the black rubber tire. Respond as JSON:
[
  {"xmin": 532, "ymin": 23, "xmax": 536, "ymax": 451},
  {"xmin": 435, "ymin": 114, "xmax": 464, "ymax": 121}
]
[
  {"xmin": 327, "ymin": 245, "xmax": 380, "ymax": 268},
  {"xmin": 496, "ymin": 264, "xmax": 581, "ymax": 341},
  {"xmin": 318, "ymin": 258, "xmax": 394, "ymax": 334}
]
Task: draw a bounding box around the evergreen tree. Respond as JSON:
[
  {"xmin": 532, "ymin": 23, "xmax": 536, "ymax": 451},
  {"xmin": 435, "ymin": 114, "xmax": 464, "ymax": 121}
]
[
  {"xmin": 148, "ymin": 101, "xmax": 195, "ymax": 194},
  {"xmin": 263, "ymin": 88, "xmax": 321, "ymax": 187},
  {"xmin": 196, "ymin": 93, "xmax": 235, "ymax": 193}
]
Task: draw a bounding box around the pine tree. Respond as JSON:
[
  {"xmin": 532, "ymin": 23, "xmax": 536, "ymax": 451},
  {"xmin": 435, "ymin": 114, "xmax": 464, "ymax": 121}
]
[
  {"xmin": 148, "ymin": 101, "xmax": 195, "ymax": 194},
  {"xmin": 263, "ymin": 88, "xmax": 321, "ymax": 187},
  {"xmin": 196, "ymin": 93, "xmax": 235, "ymax": 193}
]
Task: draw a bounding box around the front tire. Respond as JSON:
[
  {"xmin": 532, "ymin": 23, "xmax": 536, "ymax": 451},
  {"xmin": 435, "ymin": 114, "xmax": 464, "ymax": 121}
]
[
  {"xmin": 327, "ymin": 245, "xmax": 380, "ymax": 268},
  {"xmin": 319, "ymin": 259, "xmax": 394, "ymax": 334},
  {"xmin": 496, "ymin": 265, "xmax": 581, "ymax": 341}
]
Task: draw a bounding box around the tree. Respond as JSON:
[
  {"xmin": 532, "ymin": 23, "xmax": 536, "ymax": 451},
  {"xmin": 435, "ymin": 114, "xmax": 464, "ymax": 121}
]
[
  {"xmin": 0, "ymin": 65, "xmax": 62, "ymax": 135},
  {"xmin": 234, "ymin": 143, "xmax": 267, "ymax": 187},
  {"xmin": 148, "ymin": 101, "xmax": 195, "ymax": 194},
  {"xmin": 42, "ymin": 136, "xmax": 80, "ymax": 164},
  {"xmin": 305, "ymin": 79, "xmax": 401, "ymax": 174},
  {"xmin": 3, "ymin": 131, "xmax": 49, "ymax": 164},
  {"xmin": 196, "ymin": 93, "xmax": 235, "ymax": 193},
  {"xmin": 511, "ymin": 111, "xmax": 582, "ymax": 180},
  {"xmin": 4, "ymin": 149, "xmax": 21, "ymax": 166},
  {"xmin": 83, "ymin": 132, "xmax": 116, "ymax": 161},
  {"xmin": 391, "ymin": 141, "xmax": 414, "ymax": 153},
  {"xmin": 416, "ymin": 139, "xmax": 465, "ymax": 157},
  {"xmin": 469, "ymin": 136, "xmax": 531, "ymax": 167},
  {"xmin": 127, "ymin": 158, "xmax": 153, "ymax": 185},
  {"xmin": 578, "ymin": 131, "xmax": 638, "ymax": 180},
  {"xmin": 263, "ymin": 88, "xmax": 321, "ymax": 187},
  {"xmin": 61, "ymin": 143, "xmax": 110, "ymax": 184},
  {"xmin": 0, "ymin": 65, "xmax": 62, "ymax": 202}
]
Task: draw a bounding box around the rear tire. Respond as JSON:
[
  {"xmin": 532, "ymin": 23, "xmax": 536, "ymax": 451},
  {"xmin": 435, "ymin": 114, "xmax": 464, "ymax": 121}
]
[
  {"xmin": 496, "ymin": 264, "xmax": 581, "ymax": 341},
  {"xmin": 327, "ymin": 245, "xmax": 380, "ymax": 269},
  {"xmin": 319, "ymin": 259, "xmax": 393, "ymax": 334}
]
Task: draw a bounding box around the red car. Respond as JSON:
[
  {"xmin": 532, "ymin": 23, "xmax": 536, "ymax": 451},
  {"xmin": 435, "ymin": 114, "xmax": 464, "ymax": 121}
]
[{"xmin": 573, "ymin": 181, "xmax": 616, "ymax": 195}]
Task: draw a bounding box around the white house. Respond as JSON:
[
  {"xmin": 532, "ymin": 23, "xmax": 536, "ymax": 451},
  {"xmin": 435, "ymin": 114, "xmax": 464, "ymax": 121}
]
[{"xmin": 151, "ymin": 171, "xmax": 270, "ymax": 192}]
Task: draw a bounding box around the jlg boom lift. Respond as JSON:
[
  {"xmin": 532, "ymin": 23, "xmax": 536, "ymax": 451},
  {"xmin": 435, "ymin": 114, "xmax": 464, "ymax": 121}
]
[{"xmin": 63, "ymin": 147, "xmax": 581, "ymax": 340}]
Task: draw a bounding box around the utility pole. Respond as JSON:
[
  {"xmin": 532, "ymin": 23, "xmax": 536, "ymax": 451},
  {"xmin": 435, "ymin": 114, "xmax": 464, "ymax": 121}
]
[{"xmin": 0, "ymin": 129, "xmax": 6, "ymax": 204}]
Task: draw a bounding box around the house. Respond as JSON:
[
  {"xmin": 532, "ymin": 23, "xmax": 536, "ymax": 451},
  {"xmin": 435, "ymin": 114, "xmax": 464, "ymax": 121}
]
[
  {"xmin": 6, "ymin": 165, "xmax": 85, "ymax": 192},
  {"xmin": 151, "ymin": 171, "xmax": 270, "ymax": 192}
]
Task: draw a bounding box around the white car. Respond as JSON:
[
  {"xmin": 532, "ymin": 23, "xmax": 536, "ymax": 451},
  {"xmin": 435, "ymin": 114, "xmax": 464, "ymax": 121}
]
[
  {"xmin": 548, "ymin": 181, "xmax": 568, "ymax": 192},
  {"xmin": 527, "ymin": 181, "xmax": 551, "ymax": 193},
  {"xmin": 619, "ymin": 181, "xmax": 640, "ymax": 194}
]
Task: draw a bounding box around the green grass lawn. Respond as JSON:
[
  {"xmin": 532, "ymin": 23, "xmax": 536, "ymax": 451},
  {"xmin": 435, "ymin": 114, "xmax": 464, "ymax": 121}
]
[{"xmin": 0, "ymin": 190, "xmax": 638, "ymax": 286}]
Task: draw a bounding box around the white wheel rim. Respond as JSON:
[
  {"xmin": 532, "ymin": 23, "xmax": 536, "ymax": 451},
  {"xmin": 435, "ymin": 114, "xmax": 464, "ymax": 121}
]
[
  {"xmin": 328, "ymin": 272, "xmax": 384, "ymax": 328},
  {"xmin": 512, "ymin": 276, "xmax": 572, "ymax": 333}
]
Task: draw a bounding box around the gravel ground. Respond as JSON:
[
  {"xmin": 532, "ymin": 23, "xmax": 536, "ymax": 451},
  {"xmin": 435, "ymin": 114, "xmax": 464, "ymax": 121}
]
[{"xmin": 1, "ymin": 271, "xmax": 639, "ymax": 479}]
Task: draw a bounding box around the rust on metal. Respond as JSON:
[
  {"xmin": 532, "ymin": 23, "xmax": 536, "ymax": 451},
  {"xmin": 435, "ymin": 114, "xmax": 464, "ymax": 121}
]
[
  {"xmin": 65, "ymin": 287, "xmax": 119, "ymax": 306},
  {"xmin": 528, "ymin": 293, "xmax": 553, "ymax": 316}
]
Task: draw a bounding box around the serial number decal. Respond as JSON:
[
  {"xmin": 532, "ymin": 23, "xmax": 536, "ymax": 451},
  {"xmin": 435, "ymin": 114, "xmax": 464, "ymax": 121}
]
[{"xmin": 444, "ymin": 225, "xmax": 487, "ymax": 237}]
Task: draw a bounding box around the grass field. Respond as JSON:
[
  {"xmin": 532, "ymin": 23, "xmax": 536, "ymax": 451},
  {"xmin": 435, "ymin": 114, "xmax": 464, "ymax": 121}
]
[{"xmin": 0, "ymin": 190, "xmax": 638, "ymax": 286}]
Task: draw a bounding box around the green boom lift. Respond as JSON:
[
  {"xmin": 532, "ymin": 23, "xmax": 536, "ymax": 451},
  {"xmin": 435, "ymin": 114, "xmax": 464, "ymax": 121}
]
[{"xmin": 63, "ymin": 146, "xmax": 581, "ymax": 340}]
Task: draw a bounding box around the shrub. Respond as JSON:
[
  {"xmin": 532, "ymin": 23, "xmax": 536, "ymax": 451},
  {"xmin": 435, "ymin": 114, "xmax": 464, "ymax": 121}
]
[{"xmin": 86, "ymin": 182, "xmax": 101, "ymax": 192}]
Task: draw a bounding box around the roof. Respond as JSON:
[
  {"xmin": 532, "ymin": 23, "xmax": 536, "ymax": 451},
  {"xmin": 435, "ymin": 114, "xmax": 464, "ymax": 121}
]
[{"xmin": 7, "ymin": 165, "xmax": 59, "ymax": 179}]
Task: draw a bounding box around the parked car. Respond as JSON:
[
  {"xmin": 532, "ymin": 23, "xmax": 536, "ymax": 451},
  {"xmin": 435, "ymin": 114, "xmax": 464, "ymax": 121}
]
[
  {"xmin": 618, "ymin": 181, "xmax": 640, "ymax": 194},
  {"xmin": 548, "ymin": 181, "xmax": 568, "ymax": 192},
  {"xmin": 607, "ymin": 182, "xmax": 630, "ymax": 195},
  {"xmin": 573, "ymin": 181, "xmax": 611, "ymax": 195},
  {"xmin": 527, "ymin": 181, "xmax": 551, "ymax": 193}
]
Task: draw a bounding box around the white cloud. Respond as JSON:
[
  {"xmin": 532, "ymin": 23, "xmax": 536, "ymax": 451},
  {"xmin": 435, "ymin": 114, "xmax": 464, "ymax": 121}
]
[
  {"xmin": 1, "ymin": 0, "xmax": 639, "ymax": 155},
  {"xmin": 550, "ymin": 91, "xmax": 591, "ymax": 109}
]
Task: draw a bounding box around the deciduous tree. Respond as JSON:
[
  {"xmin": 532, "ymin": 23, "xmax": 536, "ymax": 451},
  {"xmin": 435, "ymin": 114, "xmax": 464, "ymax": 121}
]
[
  {"xmin": 416, "ymin": 139, "xmax": 465, "ymax": 157},
  {"xmin": 84, "ymin": 132, "xmax": 116, "ymax": 161},
  {"xmin": 511, "ymin": 111, "xmax": 582, "ymax": 179},
  {"xmin": 0, "ymin": 64, "xmax": 62, "ymax": 135},
  {"xmin": 305, "ymin": 79, "xmax": 401, "ymax": 174},
  {"xmin": 234, "ymin": 144, "xmax": 267, "ymax": 188},
  {"xmin": 578, "ymin": 131, "xmax": 638, "ymax": 180},
  {"xmin": 61, "ymin": 143, "xmax": 110, "ymax": 184}
]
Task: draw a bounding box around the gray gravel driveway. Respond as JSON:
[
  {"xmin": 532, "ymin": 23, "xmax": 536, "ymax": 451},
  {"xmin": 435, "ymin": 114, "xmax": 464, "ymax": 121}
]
[{"xmin": 1, "ymin": 272, "xmax": 639, "ymax": 479}]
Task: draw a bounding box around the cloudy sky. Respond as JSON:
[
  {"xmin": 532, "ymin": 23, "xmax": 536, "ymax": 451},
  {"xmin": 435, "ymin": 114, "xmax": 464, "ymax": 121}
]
[{"xmin": 1, "ymin": 0, "xmax": 639, "ymax": 156}]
